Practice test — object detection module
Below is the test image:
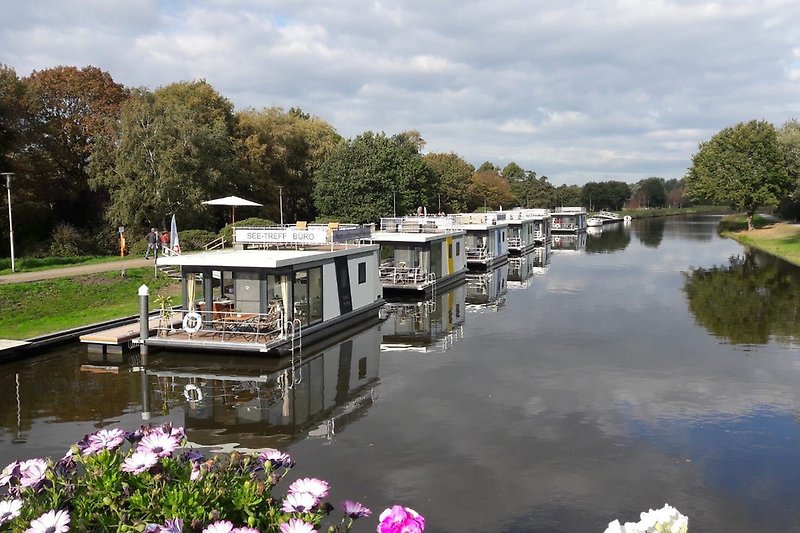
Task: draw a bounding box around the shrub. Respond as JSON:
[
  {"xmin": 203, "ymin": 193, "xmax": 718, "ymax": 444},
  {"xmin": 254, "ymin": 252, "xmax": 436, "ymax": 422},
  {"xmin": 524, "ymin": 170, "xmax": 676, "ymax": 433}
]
[
  {"xmin": 0, "ymin": 423, "xmax": 422, "ymax": 532},
  {"xmin": 48, "ymin": 223, "xmax": 85, "ymax": 258},
  {"xmin": 178, "ymin": 229, "xmax": 220, "ymax": 252}
]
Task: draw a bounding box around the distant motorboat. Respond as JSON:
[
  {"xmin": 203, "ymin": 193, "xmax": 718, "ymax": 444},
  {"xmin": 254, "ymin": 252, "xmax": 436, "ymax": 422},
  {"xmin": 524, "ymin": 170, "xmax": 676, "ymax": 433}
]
[
  {"xmin": 589, "ymin": 211, "xmax": 624, "ymax": 225},
  {"xmin": 587, "ymin": 217, "xmax": 604, "ymax": 227}
]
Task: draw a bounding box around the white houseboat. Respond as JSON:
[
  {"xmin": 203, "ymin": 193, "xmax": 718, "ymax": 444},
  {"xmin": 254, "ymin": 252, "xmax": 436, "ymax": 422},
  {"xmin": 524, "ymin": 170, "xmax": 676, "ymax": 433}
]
[
  {"xmin": 141, "ymin": 224, "xmax": 383, "ymax": 356},
  {"xmin": 551, "ymin": 207, "xmax": 588, "ymax": 233},
  {"xmin": 452, "ymin": 212, "xmax": 509, "ymax": 270},
  {"xmin": 500, "ymin": 208, "xmax": 551, "ymax": 254},
  {"xmin": 370, "ymin": 217, "xmax": 468, "ymax": 297}
]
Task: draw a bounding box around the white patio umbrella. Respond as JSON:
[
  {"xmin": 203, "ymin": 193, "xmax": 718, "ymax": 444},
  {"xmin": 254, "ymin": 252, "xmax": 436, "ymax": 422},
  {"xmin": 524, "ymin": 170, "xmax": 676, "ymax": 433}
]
[{"xmin": 202, "ymin": 195, "xmax": 263, "ymax": 224}]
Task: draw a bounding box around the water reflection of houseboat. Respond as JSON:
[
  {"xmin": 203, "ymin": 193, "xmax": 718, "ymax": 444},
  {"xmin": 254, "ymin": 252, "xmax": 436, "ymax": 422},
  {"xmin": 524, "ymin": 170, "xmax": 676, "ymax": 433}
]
[
  {"xmin": 466, "ymin": 263, "xmax": 508, "ymax": 311},
  {"xmin": 370, "ymin": 217, "xmax": 468, "ymax": 297},
  {"xmin": 532, "ymin": 244, "xmax": 551, "ymax": 274},
  {"xmin": 141, "ymin": 325, "xmax": 381, "ymax": 449},
  {"xmin": 508, "ymin": 253, "xmax": 535, "ymax": 289},
  {"xmin": 551, "ymin": 207, "xmax": 587, "ymax": 234},
  {"xmin": 499, "ymin": 208, "xmax": 551, "ymax": 254},
  {"xmin": 144, "ymin": 224, "xmax": 383, "ymax": 356},
  {"xmin": 379, "ymin": 284, "xmax": 466, "ymax": 353},
  {"xmin": 551, "ymin": 232, "xmax": 587, "ymax": 254}
]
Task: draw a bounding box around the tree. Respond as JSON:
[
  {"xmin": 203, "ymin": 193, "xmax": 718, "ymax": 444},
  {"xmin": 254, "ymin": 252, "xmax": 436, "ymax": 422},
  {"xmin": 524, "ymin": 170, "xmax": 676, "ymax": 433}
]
[
  {"xmin": 511, "ymin": 173, "xmax": 555, "ymax": 208},
  {"xmin": 686, "ymin": 120, "xmax": 792, "ymax": 230},
  {"xmin": 501, "ymin": 162, "xmax": 525, "ymax": 181},
  {"xmin": 423, "ymin": 152, "xmax": 473, "ymax": 213},
  {"xmin": 89, "ymin": 81, "xmax": 239, "ymax": 231},
  {"xmin": 581, "ymin": 180, "xmax": 631, "ymax": 211},
  {"xmin": 551, "ymin": 184, "xmax": 582, "ymax": 208},
  {"xmin": 313, "ymin": 131, "xmax": 434, "ymax": 223},
  {"xmin": 477, "ymin": 161, "xmax": 498, "ymax": 172},
  {"xmin": 633, "ymin": 177, "xmax": 666, "ymax": 208},
  {"xmin": 22, "ymin": 66, "xmax": 128, "ymax": 229},
  {"xmin": 778, "ymin": 119, "xmax": 800, "ymax": 193},
  {"xmin": 235, "ymin": 107, "xmax": 340, "ymax": 223},
  {"xmin": 467, "ymin": 169, "xmax": 516, "ymax": 211}
]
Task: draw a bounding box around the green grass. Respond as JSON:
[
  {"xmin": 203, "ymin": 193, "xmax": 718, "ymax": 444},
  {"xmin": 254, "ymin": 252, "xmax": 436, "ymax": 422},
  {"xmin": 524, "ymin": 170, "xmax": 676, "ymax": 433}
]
[
  {"xmin": 0, "ymin": 268, "xmax": 180, "ymax": 340},
  {"xmin": 722, "ymin": 224, "xmax": 800, "ymax": 267},
  {"xmin": 716, "ymin": 214, "xmax": 771, "ymax": 232},
  {"xmin": 0, "ymin": 255, "xmax": 126, "ymax": 276}
]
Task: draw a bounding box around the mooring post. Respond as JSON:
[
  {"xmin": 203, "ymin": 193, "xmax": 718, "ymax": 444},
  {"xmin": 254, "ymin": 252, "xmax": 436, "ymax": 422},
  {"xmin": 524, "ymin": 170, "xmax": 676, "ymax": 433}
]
[{"xmin": 138, "ymin": 284, "xmax": 149, "ymax": 362}]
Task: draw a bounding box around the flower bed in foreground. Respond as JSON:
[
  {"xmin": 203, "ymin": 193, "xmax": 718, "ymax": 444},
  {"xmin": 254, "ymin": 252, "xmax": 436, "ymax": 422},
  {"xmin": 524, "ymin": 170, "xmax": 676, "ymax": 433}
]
[{"xmin": 0, "ymin": 424, "xmax": 424, "ymax": 532}]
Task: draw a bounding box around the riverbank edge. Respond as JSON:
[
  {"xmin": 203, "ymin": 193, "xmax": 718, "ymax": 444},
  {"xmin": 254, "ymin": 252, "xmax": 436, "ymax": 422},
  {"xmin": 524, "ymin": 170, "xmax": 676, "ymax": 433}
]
[{"xmin": 721, "ymin": 221, "xmax": 800, "ymax": 267}]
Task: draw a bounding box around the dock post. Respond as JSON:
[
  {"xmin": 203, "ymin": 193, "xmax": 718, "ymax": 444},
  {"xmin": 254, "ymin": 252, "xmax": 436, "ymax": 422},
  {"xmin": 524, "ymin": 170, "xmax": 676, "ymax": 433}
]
[{"xmin": 138, "ymin": 284, "xmax": 149, "ymax": 362}]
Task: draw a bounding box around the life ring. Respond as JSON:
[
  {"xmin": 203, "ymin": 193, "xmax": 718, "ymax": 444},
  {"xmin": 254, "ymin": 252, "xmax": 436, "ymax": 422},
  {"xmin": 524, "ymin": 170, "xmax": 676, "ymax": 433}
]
[
  {"xmin": 183, "ymin": 384, "xmax": 203, "ymax": 402},
  {"xmin": 182, "ymin": 312, "xmax": 203, "ymax": 334}
]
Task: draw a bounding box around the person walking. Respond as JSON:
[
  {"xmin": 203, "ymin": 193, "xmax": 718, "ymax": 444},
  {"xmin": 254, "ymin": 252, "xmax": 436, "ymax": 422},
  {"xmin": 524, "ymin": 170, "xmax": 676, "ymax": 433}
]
[{"xmin": 145, "ymin": 228, "xmax": 159, "ymax": 259}]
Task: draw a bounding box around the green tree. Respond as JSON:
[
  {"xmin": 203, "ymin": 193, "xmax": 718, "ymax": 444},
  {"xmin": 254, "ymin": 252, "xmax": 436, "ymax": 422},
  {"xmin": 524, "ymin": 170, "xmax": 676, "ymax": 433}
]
[
  {"xmin": 551, "ymin": 184, "xmax": 583, "ymax": 208},
  {"xmin": 477, "ymin": 161, "xmax": 498, "ymax": 172},
  {"xmin": 778, "ymin": 118, "xmax": 800, "ymax": 191},
  {"xmin": 686, "ymin": 120, "xmax": 791, "ymax": 230},
  {"xmin": 235, "ymin": 107, "xmax": 340, "ymax": 223},
  {"xmin": 313, "ymin": 131, "xmax": 434, "ymax": 223},
  {"xmin": 632, "ymin": 177, "xmax": 666, "ymax": 208},
  {"xmin": 89, "ymin": 81, "xmax": 239, "ymax": 231},
  {"xmin": 424, "ymin": 152, "xmax": 473, "ymax": 213},
  {"xmin": 501, "ymin": 161, "xmax": 525, "ymax": 181},
  {"xmin": 581, "ymin": 180, "xmax": 631, "ymax": 211}
]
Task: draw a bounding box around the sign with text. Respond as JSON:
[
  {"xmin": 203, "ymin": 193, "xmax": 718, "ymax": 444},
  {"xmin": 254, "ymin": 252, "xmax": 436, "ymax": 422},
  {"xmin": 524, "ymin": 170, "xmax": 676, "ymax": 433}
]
[{"xmin": 235, "ymin": 227, "xmax": 329, "ymax": 244}]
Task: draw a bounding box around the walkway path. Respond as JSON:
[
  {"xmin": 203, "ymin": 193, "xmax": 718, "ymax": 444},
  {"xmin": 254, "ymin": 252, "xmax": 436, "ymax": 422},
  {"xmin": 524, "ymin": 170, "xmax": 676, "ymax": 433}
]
[{"xmin": 0, "ymin": 257, "xmax": 156, "ymax": 285}]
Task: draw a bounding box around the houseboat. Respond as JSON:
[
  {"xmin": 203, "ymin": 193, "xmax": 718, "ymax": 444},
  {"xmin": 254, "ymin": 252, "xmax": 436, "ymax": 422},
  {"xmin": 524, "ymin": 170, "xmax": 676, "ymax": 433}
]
[
  {"xmin": 500, "ymin": 208, "xmax": 551, "ymax": 254},
  {"xmin": 551, "ymin": 207, "xmax": 587, "ymax": 233},
  {"xmin": 370, "ymin": 217, "xmax": 468, "ymax": 297},
  {"xmin": 452, "ymin": 212, "xmax": 509, "ymax": 270},
  {"xmin": 380, "ymin": 283, "xmax": 466, "ymax": 353},
  {"xmin": 141, "ymin": 224, "xmax": 383, "ymax": 355}
]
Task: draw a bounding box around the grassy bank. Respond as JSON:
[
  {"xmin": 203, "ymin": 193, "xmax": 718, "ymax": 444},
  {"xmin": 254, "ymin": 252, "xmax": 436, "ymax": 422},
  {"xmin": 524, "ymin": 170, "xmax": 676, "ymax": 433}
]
[
  {"xmin": 0, "ymin": 255, "xmax": 125, "ymax": 276},
  {"xmin": 722, "ymin": 219, "xmax": 800, "ymax": 267},
  {"xmin": 0, "ymin": 268, "xmax": 180, "ymax": 340}
]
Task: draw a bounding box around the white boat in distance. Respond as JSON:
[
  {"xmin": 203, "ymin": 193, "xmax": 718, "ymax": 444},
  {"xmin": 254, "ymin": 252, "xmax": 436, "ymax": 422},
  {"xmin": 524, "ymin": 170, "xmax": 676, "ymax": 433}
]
[{"xmin": 589, "ymin": 211, "xmax": 624, "ymax": 226}]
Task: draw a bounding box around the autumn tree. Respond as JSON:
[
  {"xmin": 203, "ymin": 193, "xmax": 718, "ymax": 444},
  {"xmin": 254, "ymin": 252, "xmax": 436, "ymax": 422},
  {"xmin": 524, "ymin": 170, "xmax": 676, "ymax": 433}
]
[
  {"xmin": 686, "ymin": 120, "xmax": 791, "ymax": 229},
  {"xmin": 313, "ymin": 131, "xmax": 435, "ymax": 223},
  {"xmin": 235, "ymin": 107, "xmax": 340, "ymax": 223},
  {"xmin": 22, "ymin": 66, "xmax": 128, "ymax": 229},
  {"xmin": 89, "ymin": 81, "xmax": 239, "ymax": 231},
  {"xmin": 423, "ymin": 152, "xmax": 473, "ymax": 213},
  {"xmin": 467, "ymin": 169, "xmax": 516, "ymax": 211}
]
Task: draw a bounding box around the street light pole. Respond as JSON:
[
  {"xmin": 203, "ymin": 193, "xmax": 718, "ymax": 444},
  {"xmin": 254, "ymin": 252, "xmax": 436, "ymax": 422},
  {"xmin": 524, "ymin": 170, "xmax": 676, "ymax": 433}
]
[
  {"xmin": 278, "ymin": 186, "xmax": 284, "ymax": 226},
  {"xmin": 2, "ymin": 172, "xmax": 15, "ymax": 273}
]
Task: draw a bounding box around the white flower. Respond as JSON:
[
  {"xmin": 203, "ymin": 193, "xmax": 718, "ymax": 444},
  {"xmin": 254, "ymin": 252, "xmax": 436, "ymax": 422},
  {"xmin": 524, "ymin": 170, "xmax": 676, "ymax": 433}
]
[{"xmin": 0, "ymin": 498, "xmax": 23, "ymax": 524}]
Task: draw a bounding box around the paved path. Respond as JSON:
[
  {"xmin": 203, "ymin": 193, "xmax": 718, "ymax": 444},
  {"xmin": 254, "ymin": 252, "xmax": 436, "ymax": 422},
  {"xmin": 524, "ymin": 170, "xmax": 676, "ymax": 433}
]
[{"xmin": 0, "ymin": 257, "xmax": 158, "ymax": 285}]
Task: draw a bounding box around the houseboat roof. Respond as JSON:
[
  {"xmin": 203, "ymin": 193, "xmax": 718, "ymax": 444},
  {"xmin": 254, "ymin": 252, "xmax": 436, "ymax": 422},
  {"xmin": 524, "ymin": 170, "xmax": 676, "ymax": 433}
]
[
  {"xmin": 157, "ymin": 245, "xmax": 378, "ymax": 270},
  {"xmin": 370, "ymin": 230, "xmax": 465, "ymax": 243},
  {"xmin": 500, "ymin": 209, "xmax": 551, "ymax": 222}
]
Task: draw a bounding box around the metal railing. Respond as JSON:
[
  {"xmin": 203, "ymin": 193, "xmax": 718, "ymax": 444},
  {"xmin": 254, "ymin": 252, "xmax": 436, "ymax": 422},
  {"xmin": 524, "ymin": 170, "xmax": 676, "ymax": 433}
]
[
  {"xmin": 379, "ymin": 266, "xmax": 434, "ymax": 284},
  {"xmin": 204, "ymin": 236, "xmax": 226, "ymax": 251},
  {"xmin": 156, "ymin": 306, "xmax": 285, "ymax": 343}
]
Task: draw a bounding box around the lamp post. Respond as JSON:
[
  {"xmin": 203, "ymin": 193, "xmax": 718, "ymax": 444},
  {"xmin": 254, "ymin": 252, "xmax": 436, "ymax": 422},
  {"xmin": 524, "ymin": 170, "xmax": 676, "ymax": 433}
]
[
  {"xmin": 278, "ymin": 185, "xmax": 284, "ymax": 226},
  {"xmin": 2, "ymin": 172, "xmax": 15, "ymax": 273}
]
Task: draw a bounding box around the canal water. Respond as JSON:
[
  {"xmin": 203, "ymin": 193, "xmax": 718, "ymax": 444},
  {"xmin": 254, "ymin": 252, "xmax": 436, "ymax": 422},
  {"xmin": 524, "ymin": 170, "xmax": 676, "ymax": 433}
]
[{"xmin": 3, "ymin": 215, "xmax": 800, "ymax": 532}]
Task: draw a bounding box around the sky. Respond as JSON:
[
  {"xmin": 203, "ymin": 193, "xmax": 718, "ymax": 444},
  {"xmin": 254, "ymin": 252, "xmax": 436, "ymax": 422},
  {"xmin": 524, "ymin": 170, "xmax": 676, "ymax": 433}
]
[{"xmin": 2, "ymin": 0, "xmax": 799, "ymax": 186}]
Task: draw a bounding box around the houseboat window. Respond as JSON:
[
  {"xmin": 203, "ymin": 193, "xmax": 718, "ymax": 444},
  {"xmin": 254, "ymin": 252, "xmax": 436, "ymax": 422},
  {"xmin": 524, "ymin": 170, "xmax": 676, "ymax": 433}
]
[
  {"xmin": 222, "ymin": 271, "xmax": 234, "ymax": 299},
  {"xmin": 430, "ymin": 243, "xmax": 442, "ymax": 277},
  {"xmin": 308, "ymin": 267, "xmax": 323, "ymax": 324},
  {"xmin": 456, "ymin": 241, "xmax": 461, "ymax": 256},
  {"xmin": 293, "ymin": 270, "xmax": 309, "ymax": 326},
  {"xmin": 358, "ymin": 357, "xmax": 367, "ymax": 379},
  {"xmin": 186, "ymin": 272, "xmax": 205, "ymax": 311},
  {"xmin": 358, "ymin": 262, "xmax": 367, "ymax": 284},
  {"xmin": 380, "ymin": 244, "xmax": 395, "ymax": 266},
  {"xmin": 502, "ymin": 231, "xmax": 505, "ymax": 242}
]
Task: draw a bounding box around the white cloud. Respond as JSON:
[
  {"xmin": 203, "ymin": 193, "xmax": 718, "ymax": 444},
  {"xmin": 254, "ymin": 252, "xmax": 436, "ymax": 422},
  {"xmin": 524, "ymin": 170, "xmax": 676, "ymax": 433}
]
[{"xmin": 2, "ymin": 0, "xmax": 800, "ymax": 185}]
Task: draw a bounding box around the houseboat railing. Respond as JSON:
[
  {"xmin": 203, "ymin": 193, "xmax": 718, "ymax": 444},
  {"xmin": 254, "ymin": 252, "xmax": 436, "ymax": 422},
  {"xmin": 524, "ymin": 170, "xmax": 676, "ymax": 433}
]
[
  {"xmin": 379, "ymin": 217, "xmax": 459, "ymax": 234},
  {"xmin": 155, "ymin": 306, "xmax": 285, "ymax": 343},
  {"xmin": 507, "ymin": 237, "xmax": 523, "ymax": 248},
  {"xmin": 379, "ymin": 266, "xmax": 431, "ymax": 284},
  {"xmin": 466, "ymin": 247, "xmax": 490, "ymax": 260}
]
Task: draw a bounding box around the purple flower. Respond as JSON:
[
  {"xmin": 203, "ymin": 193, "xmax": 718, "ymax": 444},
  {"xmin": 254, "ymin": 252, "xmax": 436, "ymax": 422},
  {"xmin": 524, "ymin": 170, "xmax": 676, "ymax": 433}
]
[
  {"xmin": 182, "ymin": 450, "xmax": 204, "ymax": 463},
  {"xmin": 258, "ymin": 449, "xmax": 293, "ymax": 468},
  {"xmin": 234, "ymin": 528, "xmax": 260, "ymax": 533},
  {"xmin": 19, "ymin": 458, "xmax": 48, "ymax": 489},
  {"xmin": 287, "ymin": 478, "xmax": 329, "ymax": 499},
  {"xmin": 137, "ymin": 432, "xmax": 180, "ymax": 458},
  {"xmin": 341, "ymin": 500, "xmax": 372, "ymax": 519},
  {"xmin": 377, "ymin": 506, "xmax": 425, "ymax": 533},
  {"xmin": 0, "ymin": 499, "xmax": 23, "ymax": 524},
  {"xmin": 84, "ymin": 428, "xmax": 127, "ymax": 455},
  {"xmin": 0, "ymin": 461, "xmax": 20, "ymax": 487},
  {"xmin": 158, "ymin": 518, "xmax": 184, "ymax": 533},
  {"xmin": 25, "ymin": 509, "xmax": 70, "ymax": 533},
  {"xmin": 282, "ymin": 491, "xmax": 319, "ymax": 513},
  {"xmin": 202, "ymin": 520, "xmax": 235, "ymax": 533},
  {"xmin": 279, "ymin": 519, "xmax": 317, "ymax": 533},
  {"xmin": 122, "ymin": 450, "xmax": 160, "ymax": 474}
]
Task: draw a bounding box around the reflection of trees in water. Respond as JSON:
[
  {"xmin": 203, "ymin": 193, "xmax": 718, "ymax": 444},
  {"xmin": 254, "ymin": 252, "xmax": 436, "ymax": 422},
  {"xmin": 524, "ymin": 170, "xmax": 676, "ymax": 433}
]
[
  {"xmin": 585, "ymin": 225, "xmax": 630, "ymax": 254},
  {"xmin": 636, "ymin": 218, "xmax": 665, "ymax": 248},
  {"xmin": 683, "ymin": 250, "xmax": 800, "ymax": 345}
]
